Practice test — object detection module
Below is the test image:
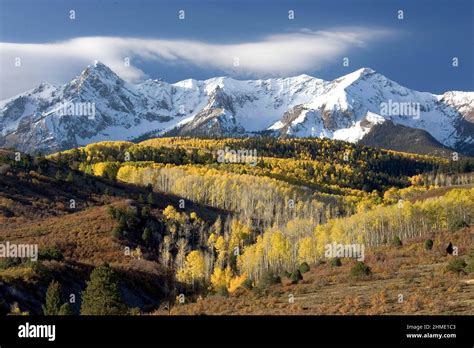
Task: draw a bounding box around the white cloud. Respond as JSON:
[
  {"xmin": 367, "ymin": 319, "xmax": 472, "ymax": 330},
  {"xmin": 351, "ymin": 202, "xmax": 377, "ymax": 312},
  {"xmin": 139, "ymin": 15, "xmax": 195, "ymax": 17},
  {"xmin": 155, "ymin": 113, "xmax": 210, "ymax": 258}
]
[{"xmin": 0, "ymin": 27, "xmax": 392, "ymax": 99}]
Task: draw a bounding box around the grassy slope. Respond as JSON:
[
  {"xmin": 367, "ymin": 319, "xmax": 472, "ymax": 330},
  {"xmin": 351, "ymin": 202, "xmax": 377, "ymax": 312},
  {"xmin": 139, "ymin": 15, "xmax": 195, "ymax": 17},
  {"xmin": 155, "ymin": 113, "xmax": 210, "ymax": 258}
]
[
  {"xmin": 163, "ymin": 227, "xmax": 474, "ymax": 315},
  {"xmin": 0, "ymin": 152, "xmax": 226, "ymax": 314}
]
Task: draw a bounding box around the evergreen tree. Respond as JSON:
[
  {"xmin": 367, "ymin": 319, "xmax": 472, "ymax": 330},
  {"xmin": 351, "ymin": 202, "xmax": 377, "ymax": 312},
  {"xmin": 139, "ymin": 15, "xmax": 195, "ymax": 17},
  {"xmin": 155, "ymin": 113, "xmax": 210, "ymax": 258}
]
[
  {"xmin": 80, "ymin": 264, "xmax": 127, "ymax": 315},
  {"xmin": 424, "ymin": 239, "xmax": 434, "ymax": 250},
  {"xmin": 43, "ymin": 280, "xmax": 62, "ymax": 315}
]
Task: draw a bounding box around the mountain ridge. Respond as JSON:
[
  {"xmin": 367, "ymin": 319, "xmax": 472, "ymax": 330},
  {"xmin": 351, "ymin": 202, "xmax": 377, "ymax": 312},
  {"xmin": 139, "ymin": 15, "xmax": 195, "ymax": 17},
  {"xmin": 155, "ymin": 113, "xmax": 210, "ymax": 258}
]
[{"xmin": 0, "ymin": 61, "xmax": 472, "ymax": 156}]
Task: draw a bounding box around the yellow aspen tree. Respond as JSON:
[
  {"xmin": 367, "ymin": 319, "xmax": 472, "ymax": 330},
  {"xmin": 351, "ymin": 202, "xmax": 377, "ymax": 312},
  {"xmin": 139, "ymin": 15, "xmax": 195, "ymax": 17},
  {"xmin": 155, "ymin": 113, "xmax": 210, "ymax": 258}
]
[
  {"xmin": 210, "ymin": 267, "xmax": 226, "ymax": 290},
  {"xmin": 175, "ymin": 238, "xmax": 188, "ymax": 270},
  {"xmin": 214, "ymin": 235, "xmax": 227, "ymax": 268},
  {"xmin": 176, "ymin": 250, "xmax": 206, "ymax": 286},
  {"xmin": 297, "ymin": 236, "xmax": 318, "ymax": 264},
  {"xmin": 267, "ymin": 230, "xmax": 291, "ymax": 272},
  {"xmin": 228, "ymin": 219, "xmax": 251, "ymax": 256},
  {"xmin": 228, "ymin": 273, "xmax": 248, "ymax": 293}
]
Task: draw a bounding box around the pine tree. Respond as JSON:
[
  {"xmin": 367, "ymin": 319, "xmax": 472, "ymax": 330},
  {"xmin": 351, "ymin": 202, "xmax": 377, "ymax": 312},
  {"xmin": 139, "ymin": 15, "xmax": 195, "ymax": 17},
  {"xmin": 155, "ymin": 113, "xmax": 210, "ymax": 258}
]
[
  {"xmin": 43, "ymin": 280, "xmax": 62, "ymax": 315},
  {"xmin": 80, "ymin": 264, "xmax": 127, "ymax": 315}
]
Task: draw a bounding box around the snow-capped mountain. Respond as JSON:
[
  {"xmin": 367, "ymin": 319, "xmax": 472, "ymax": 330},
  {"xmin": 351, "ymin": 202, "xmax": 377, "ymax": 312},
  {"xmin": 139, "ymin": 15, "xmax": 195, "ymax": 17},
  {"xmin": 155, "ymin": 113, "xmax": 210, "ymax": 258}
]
[{"xmin": 1, "ymin": 61, "xmax": 473, "ymax": 156}]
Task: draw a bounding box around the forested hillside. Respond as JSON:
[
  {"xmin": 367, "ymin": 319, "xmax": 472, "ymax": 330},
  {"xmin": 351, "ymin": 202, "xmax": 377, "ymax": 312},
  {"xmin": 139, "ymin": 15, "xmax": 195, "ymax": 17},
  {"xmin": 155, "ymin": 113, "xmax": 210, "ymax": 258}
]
[{"xmin": 1, "ymin": 137, "xmax": 473, "ymax": 315}]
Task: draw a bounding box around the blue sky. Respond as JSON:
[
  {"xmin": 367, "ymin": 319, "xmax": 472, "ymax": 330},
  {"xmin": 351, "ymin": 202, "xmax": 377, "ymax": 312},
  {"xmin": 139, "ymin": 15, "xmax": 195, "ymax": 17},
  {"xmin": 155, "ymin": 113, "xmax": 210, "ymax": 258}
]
[{"xmin": 0, "ymin": 0, "xmax": 472, "ymax": 99}]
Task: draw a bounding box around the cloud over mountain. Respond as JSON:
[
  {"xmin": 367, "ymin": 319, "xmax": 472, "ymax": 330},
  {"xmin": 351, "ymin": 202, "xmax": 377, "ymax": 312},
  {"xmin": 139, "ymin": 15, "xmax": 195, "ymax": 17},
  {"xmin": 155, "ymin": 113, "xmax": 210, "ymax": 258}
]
[{"xmin": 0, "ymin": 27, "xmax": 392, "ymax": 99}]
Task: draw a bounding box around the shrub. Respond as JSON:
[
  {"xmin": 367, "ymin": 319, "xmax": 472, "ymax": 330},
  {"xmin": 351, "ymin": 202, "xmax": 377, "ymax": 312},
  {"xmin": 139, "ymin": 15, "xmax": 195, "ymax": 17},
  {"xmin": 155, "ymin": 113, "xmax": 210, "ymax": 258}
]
[
  {"xmin": 66, "ymin": 172, "xmax": 74, "ymax": 182},
  {"xmin": 350, "ymin": 262, "xmax": 371, "ymax": 277},
  {"xmin": 241, "ymin": 278, "xmax": 253, "ymax": 290},
  {"xmin": 38, "ymin": 247, "xmax": 64, "ymax": 261},
  {"xmin": 392, "ymin": 236, "xmax": 403, "ymax": 248},
  {"xmin": 107, "ymin": 206, "xmax": 117, "ymax": 219},
  {"xmin": 30, "ymin": 261, "xmax": 52, "ymax": 281},
  {"xmin": 451, "ymin": 219, "xmax": 469, "ymax": 231},
  {"xmin": 216, "ymin": 285, "xmax": 228, "ymax": 297},
  {"xmin": 445, "ymin": 258, "xmax": 466, "ymax": 274},
  {"xmin": 0, "ymin": 258, "xmax": 22, "ymax": 270},
  {"xmin": 147, "ymin": 193, "xmax": 154, "ymax": 205},
  {"xmin": 299, "ymin": 262, "xmax": 310, "ymax": 274},
  {"xmin": 466, "ymin": 249, "xmax": 474, "ymax": 273},
  {"xmin": 330, "ymin": 258, "xmax": 342, "ymax": 267},
  {"xmin": 128, "ymin": 307, "xmax": 141, "ymax": 315},
  {"xmin": 9, "ymin": 302, "xmax": 29, "ymax": 316},
  {"xmin": 111, "ymin": 226, "xmax": 123, "ymax": 239},
  {"xmin": 258, "ymin": 271, "xmax": 281, "ymax": 289},
  {"xmin": 289, "ymin": 269, "xmax": 303, "ymax": 284},
  {"xmin": 424, "ymin": 239, "xmax": 434, "ymax": 250}
]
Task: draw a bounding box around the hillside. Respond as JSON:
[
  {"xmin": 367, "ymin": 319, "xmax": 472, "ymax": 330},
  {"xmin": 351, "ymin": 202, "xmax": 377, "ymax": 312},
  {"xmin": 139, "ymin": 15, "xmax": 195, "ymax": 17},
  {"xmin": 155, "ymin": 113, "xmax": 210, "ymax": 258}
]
[
  {"xmin": 0, "ymin": 137, "xmax": 473, "ymax": 316},
  {"xmin": 359, "ymin": 121, "xmax": 454, "ymax": 157},
  {"xmin": 0, "ymin": 149, "xmax": 227, "ymax": 315}
]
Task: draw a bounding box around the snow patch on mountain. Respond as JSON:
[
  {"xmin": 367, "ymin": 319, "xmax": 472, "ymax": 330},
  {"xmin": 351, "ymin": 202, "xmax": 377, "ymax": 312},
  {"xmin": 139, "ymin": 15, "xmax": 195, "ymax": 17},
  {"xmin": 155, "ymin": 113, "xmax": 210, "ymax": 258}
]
[{"xmin": 0, "ymin": 61, "xmax": 472, "ymax": 155}]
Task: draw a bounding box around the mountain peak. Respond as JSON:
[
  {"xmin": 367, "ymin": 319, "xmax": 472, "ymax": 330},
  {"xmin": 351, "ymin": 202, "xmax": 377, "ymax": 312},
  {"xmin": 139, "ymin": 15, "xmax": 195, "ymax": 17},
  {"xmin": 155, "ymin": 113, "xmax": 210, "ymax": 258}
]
[
  {"xmin": 293, "ymin": 73, "xmax": 313, "ymax": 79},
  {"xmin": 83, "ymin": 60, "xmax": 116, "ymax": 75},
  {"xmin": 33, "ymin": 82, "xmax": 54, "ymax": 92},
  {"xmin": 355, "ymin": 67, "xmax": 376, "ymax": 75},
  {"xmin": 74, "ymin": 60, "xmax": 123, "ymax": 88},
  {"xmin": 90, "ymin": 60, "xmax": 109, "ymax": 70},
  {"xmin": 333, "ymin": 67, "xmax": 381, "ymax": 88},
  {"xmin": 345, "ymin": 67, "xmax": 378, "ymax": 81}
]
